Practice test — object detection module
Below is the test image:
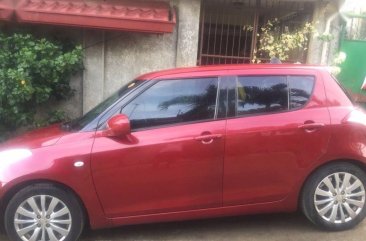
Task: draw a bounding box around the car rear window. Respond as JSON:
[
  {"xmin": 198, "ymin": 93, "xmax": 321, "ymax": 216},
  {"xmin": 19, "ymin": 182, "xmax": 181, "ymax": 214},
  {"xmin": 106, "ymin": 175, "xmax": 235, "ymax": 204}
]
[
  {"xmin": 237, "ymin": 76, "xmax": 288, "ymax": 115},
  {"xmin": 289, "ymin": 76, "xmax": 315, "ymax": 109},
  {"xmin": 235, "ymin": 75, "xmax": 315, "ymax": 117}
]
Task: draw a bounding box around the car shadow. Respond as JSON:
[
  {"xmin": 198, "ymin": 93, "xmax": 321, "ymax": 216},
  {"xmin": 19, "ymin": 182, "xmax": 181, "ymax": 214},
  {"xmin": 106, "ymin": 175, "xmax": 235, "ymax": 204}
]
[
  {"xmin": 1, "ymin": 212, "xmax": 363, "ymax": 241},
  {"xmin": 79, "ymin": 212, "xmax": 320, "ymax": 241}
]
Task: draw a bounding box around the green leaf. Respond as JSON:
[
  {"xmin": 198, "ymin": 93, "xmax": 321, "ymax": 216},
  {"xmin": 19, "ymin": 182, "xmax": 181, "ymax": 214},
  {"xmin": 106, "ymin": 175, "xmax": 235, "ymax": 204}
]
[{"xmin": 0, "ymin": 31, "xmax": 83, "ymax": 141}]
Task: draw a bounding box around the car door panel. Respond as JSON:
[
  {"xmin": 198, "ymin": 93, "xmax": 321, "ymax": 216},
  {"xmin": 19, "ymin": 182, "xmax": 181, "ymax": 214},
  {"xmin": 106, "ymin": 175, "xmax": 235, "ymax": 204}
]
[
  {"xmin": 223, "ymin": 71, "xmax": 331, "ymax": 206},
  {"xmin": 90, "ymin": 77, "xmax": 226, "ymax": 218},
  {"xmin": 91, "ymin": 121, "xmax": 226, "ymax": 217},
  {"xmin": 224, "ymin": 108, "xmax": 331, "ymax": 205}
]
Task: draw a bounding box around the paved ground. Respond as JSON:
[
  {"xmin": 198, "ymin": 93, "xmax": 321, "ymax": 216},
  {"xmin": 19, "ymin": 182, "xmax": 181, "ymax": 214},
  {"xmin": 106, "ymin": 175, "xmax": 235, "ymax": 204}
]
[{"xmin": 1, "ymin": 212, "xmax": 366, "ymax": 241}]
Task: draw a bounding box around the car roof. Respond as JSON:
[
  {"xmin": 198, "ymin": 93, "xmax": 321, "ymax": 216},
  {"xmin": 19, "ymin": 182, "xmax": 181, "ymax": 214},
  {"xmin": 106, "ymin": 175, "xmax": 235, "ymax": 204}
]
[{"xmin": 137, "ymin": 64, "xmax": 330, "ymax": 80}]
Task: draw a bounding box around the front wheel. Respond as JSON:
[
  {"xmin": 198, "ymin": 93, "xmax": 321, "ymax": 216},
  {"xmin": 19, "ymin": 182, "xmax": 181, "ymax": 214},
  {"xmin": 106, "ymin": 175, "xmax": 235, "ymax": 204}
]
[
  {"xmin": 5, "ymin": 184, "xmax": 84, "ymax": 241},
  {"xmin": 301, "ymin": 162, "xmax": 366, "ymax": 231}
]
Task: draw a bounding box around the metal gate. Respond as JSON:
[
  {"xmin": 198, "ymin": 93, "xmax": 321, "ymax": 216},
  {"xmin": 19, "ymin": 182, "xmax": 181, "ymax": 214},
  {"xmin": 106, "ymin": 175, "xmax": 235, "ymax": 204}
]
[
  {"xmin": 198, "ymin": 0, "xmax": 314, "ymax": 65},
  {"xmin": 338, "ymin": 13, "xmax": 366, "ymax": 103}
]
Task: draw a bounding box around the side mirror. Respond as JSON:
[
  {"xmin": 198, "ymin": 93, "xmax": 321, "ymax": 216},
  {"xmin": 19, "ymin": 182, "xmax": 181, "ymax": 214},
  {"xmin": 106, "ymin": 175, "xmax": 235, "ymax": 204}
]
[{"xmin": 106, "ymin": 114, "xmax": 131, "ymax": 137}]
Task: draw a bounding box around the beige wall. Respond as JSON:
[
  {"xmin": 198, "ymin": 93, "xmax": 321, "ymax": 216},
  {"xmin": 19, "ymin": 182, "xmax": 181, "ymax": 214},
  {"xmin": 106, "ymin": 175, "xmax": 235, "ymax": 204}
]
[
  {"xmin": 82, "ymin": 0, "xmax": 202, "ymax": 113},
  {"xmin": 307, "ymin": 0, "xmax": 343, "ymax": 65}
]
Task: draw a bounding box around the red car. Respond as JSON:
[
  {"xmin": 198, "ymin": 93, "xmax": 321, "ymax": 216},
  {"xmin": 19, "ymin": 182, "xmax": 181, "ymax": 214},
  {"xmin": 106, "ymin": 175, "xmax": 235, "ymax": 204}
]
[{"xmin": 1, "ymin": 65, "xmax": 366, "ymax": 241}]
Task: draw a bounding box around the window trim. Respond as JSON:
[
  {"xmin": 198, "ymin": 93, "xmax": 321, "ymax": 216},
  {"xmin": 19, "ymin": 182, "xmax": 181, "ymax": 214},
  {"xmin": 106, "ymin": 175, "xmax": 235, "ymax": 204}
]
[
  {"xmin": 80, "ymin": 79, "xmax": 149, "ymax": 132},
  {"xmin": 215, "ymin": 75, "xmax": 236, "ymax": 119},
  {"xmin": 288, "ymin": 75, "xmax": 316, "ymax": 111},
  {"xmin": 94, "ymin": 80, "xmax": 156, "ymax": 131},
  {"xmin": 229, "ymin": 74, "xmax": 317, "ymax": 119},
  {"xmin": 118, "ymin": 76, "xmax": 223, "ymax": 133}
]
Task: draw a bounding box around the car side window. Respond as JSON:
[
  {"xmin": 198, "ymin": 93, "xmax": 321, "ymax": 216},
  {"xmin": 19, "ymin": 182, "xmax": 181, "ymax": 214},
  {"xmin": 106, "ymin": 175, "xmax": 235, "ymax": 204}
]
[
  {"xmin": 237, "ymin": 76, "xmax": 288, "ymax": 116},
  {"xmin": 289, "ymin": 76, "xmax": 315, "ymax": 109},
  {"xmin": 121, "ymin": 78, "xmax": 218, "ymax": 130}
]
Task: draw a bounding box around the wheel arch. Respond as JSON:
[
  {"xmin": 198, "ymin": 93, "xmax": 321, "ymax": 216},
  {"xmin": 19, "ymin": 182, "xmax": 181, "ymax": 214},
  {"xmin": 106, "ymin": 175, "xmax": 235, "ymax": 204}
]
[
  {"xmin": 298, "ymin": 158, "xmax": 366, "ymax": 208},
  {"xmin": 0, "ymin": 179, "xmax": 90, "ymax": 230}
]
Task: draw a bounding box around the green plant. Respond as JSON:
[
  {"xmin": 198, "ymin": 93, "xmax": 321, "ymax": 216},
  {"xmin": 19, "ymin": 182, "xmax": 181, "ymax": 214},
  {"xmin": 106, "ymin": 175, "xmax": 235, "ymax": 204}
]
[
  {"xmin": 0, "ymin": 32, "xmax": 83, "ymax": 141},
  {"xmin": 316, "ymin": 32, "xmax": 335, "ymax": 42},
  {"xmin": 33, "ymin": 110, "xmax": 69, "ymax": 129},
  {"xmin": 330, "ymin": 52, "xmax": 347, "ymax": 76},
  {"xmin": 254, "ymin": 18, "xmax": 315, "ymax": 62}
]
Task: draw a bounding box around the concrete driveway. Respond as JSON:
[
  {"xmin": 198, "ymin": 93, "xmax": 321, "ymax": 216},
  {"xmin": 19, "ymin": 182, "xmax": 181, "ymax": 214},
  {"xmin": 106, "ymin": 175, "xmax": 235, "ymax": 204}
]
[{"xmin": 1, "ymin": 212, "xmax": 366, "ymax": 241}]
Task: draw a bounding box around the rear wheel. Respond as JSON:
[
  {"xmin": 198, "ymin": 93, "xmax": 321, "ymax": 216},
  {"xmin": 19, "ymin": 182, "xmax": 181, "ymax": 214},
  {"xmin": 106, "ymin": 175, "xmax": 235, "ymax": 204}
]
[
  {"xmin": 302, "ymin": 162, "xmax": 366, "ymax": 230},
  {"xmin": 4, "ymin": 184, "xmax": 84, "ymax": 241}
]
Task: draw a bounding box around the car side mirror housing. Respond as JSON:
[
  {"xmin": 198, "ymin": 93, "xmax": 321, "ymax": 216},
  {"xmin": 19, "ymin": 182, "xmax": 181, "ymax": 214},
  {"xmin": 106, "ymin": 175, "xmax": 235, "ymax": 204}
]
[{"xmin": 106, "ymin": 114, "xmax": 131, "ymax": 137}]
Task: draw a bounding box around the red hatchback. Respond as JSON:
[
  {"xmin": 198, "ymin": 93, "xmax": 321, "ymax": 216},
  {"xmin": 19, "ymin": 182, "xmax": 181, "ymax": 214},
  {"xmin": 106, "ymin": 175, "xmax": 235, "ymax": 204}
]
[{"xmin": 1, "ymin": 65, "xmax": 366, "ymax": 241}]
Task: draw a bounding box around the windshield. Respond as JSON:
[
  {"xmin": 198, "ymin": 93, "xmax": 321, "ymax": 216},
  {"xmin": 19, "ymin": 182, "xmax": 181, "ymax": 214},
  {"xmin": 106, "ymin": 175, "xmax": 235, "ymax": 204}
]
[{"xmin": 62, "ymin": 80, "xmax": 142, "ymax": 131}]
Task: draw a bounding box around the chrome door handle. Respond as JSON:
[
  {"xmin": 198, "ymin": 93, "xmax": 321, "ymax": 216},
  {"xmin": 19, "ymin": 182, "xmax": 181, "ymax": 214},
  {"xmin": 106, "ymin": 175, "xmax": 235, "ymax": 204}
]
[
  {"xmin": 194, "ymin": 134, "xmax": 222, "ymax": 144},
  {"xmin": 298, "ymin": 123, "xmax": 325, "ymax": 132}
]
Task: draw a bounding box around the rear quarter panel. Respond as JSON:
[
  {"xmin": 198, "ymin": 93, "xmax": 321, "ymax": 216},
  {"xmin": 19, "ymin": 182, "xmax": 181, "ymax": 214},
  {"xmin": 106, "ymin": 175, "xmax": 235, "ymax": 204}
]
[{"xmin": 321, "ymin": 70, "xmax": 366, "ymax": 165}]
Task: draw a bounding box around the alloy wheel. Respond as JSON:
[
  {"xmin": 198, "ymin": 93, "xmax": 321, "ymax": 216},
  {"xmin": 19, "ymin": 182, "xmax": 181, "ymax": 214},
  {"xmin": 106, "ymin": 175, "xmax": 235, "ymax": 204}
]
[
  {"xmin": 314, "ymin": 172, "xmax": 366, "ymax": 224},
  {"xmin": 14, "ymin": 195, "xmax": 72, "ymax": 241}
]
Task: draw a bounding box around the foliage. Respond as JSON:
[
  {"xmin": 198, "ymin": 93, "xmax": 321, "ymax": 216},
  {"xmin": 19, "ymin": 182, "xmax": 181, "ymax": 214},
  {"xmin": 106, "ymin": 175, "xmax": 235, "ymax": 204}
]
[
  {"xmin": 254, "ymin": 18, "xmax": 315, "ymax": 62},
  {"xmin": 330, "ymin": 52, "xmax": 347, "ymax": 76},
  {"xmin": 33, "ymin": 110, "xmax": 69, "ymax": 129},
  {"xmin": 0, "ymin": 32, "xmax": 83, "ymax": 141},
  {"xmin": 316, "ymin": 32, "xmax": 335, "ymax": 42}
]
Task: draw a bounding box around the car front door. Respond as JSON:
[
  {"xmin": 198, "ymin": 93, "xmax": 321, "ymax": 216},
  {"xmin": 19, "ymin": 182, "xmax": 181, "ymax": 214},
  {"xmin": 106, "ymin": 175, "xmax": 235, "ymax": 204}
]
[
  {"xmin": 223, "ymin": 70, "xmax": 331, "ymax": 206},
  {"xmin": 91, "ymin": 77, "xmax": 226, "ymax": 217}
]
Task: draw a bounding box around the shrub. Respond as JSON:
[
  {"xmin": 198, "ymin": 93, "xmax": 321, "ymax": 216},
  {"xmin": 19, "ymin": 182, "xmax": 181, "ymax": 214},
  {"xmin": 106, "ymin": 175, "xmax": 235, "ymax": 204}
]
[
  {"xmin": 254, "ymin": 18, "xmax": 315, "ymax": 62},
  {"xmin": 0, "ymin": 32, "xmax": 83, "ymax": 141}
]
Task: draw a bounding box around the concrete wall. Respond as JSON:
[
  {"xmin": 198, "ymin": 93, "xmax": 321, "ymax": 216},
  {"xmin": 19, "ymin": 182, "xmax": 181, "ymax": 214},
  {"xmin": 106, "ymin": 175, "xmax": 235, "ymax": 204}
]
[
  {"xmin": 307, "ymin": 0, "xmax": 343, "ymax": 65},
  {"xmin": 174, "ymin": 0, "xmax": 201, "ymax": 67},
  {"xmin": 82, "ymin": 0, "xmax": 202, "ymax": 113},
  {"xmin": 82, "ymin": 29, "xmax": 178, "ymax": 112}
]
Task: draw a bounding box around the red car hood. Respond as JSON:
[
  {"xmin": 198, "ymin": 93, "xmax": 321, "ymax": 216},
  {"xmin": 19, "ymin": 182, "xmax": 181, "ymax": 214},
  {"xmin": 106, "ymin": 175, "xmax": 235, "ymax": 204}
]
[{"xmin": 0, "ymin": 124, "xmax": 68, "ymax": 151}]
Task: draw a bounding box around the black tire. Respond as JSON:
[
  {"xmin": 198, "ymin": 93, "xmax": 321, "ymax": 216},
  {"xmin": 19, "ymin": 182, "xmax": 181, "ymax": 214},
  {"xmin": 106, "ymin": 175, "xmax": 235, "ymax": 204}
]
[
  {"xmin": 4, "ymin": 183, "xmax": 84, "ymax": 241},
  {"xmin": 301, "ymin": 162, "xmax": 366, "ymax": 231}
]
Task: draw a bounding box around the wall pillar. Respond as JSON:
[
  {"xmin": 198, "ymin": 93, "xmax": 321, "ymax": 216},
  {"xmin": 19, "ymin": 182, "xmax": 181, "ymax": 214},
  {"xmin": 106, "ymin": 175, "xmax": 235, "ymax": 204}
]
[
  {"xmin": 307, "ymin": 1, "xmax": 341, "ymax": 65},
  {"xmin": 82, "ymin": 0, "xmax": 202, "ymax": 113},
  {"xmin": 175, "ymin": 0, "xmax": 201, "ymax": 67},
  {"xmin": 82, "ymin": 30, "xmax": 106, "ymax": 113}
]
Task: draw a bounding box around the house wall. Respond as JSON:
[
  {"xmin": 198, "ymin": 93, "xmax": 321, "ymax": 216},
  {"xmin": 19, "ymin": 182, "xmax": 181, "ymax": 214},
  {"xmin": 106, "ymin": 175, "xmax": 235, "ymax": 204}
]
[
  {"xmin": 82, "ymin": 0, "xmax": 201, "ymax": 113},
  {"xmin": 307, "ymin": 0, "xmax": 343, "ymax": 65}
]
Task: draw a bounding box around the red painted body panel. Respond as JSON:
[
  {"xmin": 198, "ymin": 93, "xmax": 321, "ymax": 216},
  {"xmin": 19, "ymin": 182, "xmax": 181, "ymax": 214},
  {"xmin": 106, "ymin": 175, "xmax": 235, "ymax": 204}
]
[
  {"xmin": 91, "ymin": 120, "xmax": 226, "ymax": 217},
  {"xmin": 137, "ymin": 64, "xmax": 330, "ymax": 81},
  {"xmin": 15, "ymin": 0, "xmax": 176, "ymax": 33},
  {"xmin": 1, "ymin": 65, "xmax": 366, "ymax": 231},
  {"xmin": 0, "ymin": 127, "xmax": 110, "ymax": 229},
  {"xmin": 0, "ymin": 124, "xmax": 65, "ymax": 150},
  {"xmin": 0, "ymin": 0, "xmax": 13, "ymax": 20},
  {"xmin": 110, "ymin": 200, "xmax": 288, "ymax": 227},
  {"xmin": 223, "ymin": 69, "xmax": 331, "ymax": 205}
]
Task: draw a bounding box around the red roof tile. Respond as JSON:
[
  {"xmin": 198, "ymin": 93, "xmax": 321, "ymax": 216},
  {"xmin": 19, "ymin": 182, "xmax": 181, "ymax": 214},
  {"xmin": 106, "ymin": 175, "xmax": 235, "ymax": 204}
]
[
  {"xmin": 16, "ymin": 0, "xmax": 176, "ymax": 33},
  {"xmin": 0, "ymin": 0, "xmax": 13, "ymax": 20}
]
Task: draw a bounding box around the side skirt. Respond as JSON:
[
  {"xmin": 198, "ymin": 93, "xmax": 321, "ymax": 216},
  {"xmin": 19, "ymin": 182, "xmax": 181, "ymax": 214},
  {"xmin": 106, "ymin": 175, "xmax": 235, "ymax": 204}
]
[{"xmin": 109, "ymin": 200, "xmax": 296, "ymax": 227}]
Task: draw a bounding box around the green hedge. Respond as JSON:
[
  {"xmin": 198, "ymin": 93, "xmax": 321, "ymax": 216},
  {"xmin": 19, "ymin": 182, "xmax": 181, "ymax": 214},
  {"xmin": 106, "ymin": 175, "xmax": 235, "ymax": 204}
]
[{"xmin": 0, "ymin": 32, "xmax": 83, "ymax": 142}]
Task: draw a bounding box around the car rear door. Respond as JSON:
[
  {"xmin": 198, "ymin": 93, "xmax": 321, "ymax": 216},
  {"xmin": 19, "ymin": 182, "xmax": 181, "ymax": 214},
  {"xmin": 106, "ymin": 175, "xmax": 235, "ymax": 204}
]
[
  {"xmin": 91, "ymin": 76, "xmax": 227, "ymax": 217},
  {"xmin": 223, "ymin": 68, "xmax": 332, "ymax": 206}
]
